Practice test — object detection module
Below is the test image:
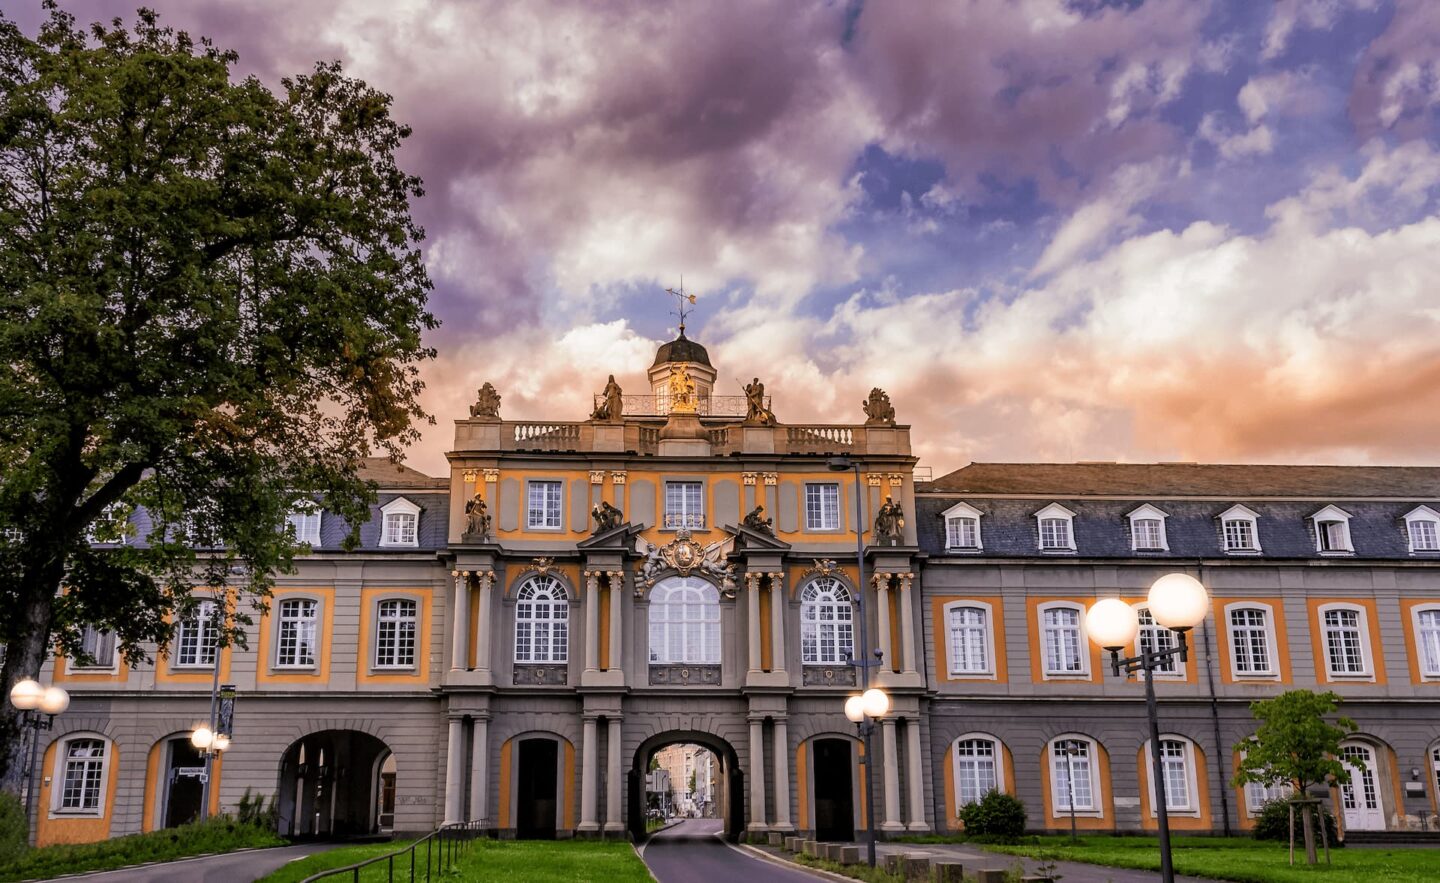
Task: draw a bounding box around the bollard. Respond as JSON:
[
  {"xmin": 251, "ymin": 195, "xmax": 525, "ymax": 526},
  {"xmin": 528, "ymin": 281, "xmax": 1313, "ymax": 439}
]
[
  {"xmin": 885, "ymin": 853, "xmax": 907, "ymax": 874},
  {"xmin": 974, "ymin": 870, "xmax": 1007, "ymax": 883},
  {"xmin": 768, "ymin": 832, "xmax": 784, "ymax": 847},
  {"xmin": 902, "ymin": 856, "xmax": 931, "ymax": 880},
  {"xmin": 802, "ymin": 839, "xmax": 819, "ymax": 856},
  {"xmin": 930, "ymin": 861, "xmax": 965, "ymax": 882},
  {"xmin": 838, "ymin": 845, "xmax": 861, "ymax": 865}
]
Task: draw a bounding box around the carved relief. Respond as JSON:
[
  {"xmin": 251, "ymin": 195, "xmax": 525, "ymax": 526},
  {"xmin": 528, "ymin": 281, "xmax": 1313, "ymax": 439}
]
[
  {"xmin": 635, "ymin": 529, "xmax": 737, "ymax": 594},
  {"xmin": 649, "ymin": 664, "xmax": 721, "ymax": 686},
  {"xmin": 513, "ymin": 665, "xmax": 568, "ymax": 686},
  {"xmin": 802, "ymin": 666, "xmax": 857, "ymax": 687},
  {"xmin": 802, "ymin": 559, "xmax": 839, "ymax": 579}
]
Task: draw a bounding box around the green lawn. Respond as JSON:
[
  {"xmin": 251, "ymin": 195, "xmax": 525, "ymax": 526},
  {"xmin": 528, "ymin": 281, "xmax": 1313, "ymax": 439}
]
[
  {"xmin": 448, "ymin": 839, "xmax": 650, "ymax": 882},
  {"xmin": 0, "ymin": 818, "xmax": 284, "ymax": 882},
  {"xmin": 985, "ymin": 835, "xmax": 1440, "ymax": 883},
  {"xmin": 254, "ymin": 840, "xmax": 415, "ymax": 883}
]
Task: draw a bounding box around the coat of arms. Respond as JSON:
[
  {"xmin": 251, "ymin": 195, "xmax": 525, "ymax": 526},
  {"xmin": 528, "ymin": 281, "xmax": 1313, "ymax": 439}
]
[{"xmin": 636, "ymin": 529, "xmax": 737, "ymax": 596}]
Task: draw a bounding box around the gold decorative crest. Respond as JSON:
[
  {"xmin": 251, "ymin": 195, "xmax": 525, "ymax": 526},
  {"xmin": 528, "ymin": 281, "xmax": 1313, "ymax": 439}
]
[{"xmin": 803, "ymin": 559, "xmax": 839, "ymax": 579}]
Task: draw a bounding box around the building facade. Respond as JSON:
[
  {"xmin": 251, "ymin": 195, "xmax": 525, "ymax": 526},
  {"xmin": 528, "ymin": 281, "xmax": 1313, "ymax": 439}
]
[{"xmin": 25, "ymin": 336, "xmax": 1440, "ymax": 845}]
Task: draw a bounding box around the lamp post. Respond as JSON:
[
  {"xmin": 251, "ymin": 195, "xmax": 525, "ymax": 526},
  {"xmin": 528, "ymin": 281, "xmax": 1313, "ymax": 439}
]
[
  {"xmin": 190, "ymin": 723, "xmax": 231, "ymax": 821},
  {"xmin": 8, "ymin": 678, "xmax": 70, "ymax": 840},
  {"xmin": 1085, "ymin": 573, "xmax": 1210, "ymax": 883},
  {"xmin": 1063, "ymin": 744, "xmax": 1080, "ymax": 844},
  {"xmin": 829, "ymin": 455, "xmax": 887, "ymax": 868}
]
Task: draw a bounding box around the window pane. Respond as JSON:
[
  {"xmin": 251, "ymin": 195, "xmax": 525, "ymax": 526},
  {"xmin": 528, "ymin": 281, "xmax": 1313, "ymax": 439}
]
[
  {"xmin": 805, "ymin": 484, "xmax": 840, "ymax": 531},
  {"xmin": 527, "ymin": 482, "xmax": 563, "ymax": 529},
  {"xmin": 664, "ymin": 482, "xmax": 705, "ymax": 529}
]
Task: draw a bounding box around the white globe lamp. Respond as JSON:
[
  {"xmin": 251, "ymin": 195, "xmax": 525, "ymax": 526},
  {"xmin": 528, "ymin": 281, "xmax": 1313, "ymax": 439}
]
[
  {"xmin": 9, "ymin": 678, "xmax": 43, "ymax": 711},
  {"xmin": 212, "ymin": 733, "xmax": 231, "ymax": 753},
  {"xmin": 1086, "ymin": 598, "xmax": 1140, "ymax": 649},
  {"xmin": 861, "ymin": 687, "xmax": 890, "ymax": 719},
  {"xmin": 38, "ymin": 686, "xmax": 70, "ymax": 716},
  {"xmin": 844, "ymin": 694, "xmax": 865, "ymax": 723},
  {"xmin": 191, "ymin": 726, "xmax": 214, "ymax": 750},
  {"xmin": 1148, "ymin": 573, "xmax": 1209, "ymax": 630}
]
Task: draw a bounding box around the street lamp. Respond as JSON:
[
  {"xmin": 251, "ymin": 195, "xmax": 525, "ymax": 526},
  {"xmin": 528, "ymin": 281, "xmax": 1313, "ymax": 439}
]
[
  {"xmin": 190, "ymin": 721, "xmax": 231, "ymax": 821},
  {"xmin": 1085, "ymin": 573, "xmax": 1210, "ymax": 883},
  {"xmin": 9, "ymin": 678, "xmax": 70, "ymax": 839}
]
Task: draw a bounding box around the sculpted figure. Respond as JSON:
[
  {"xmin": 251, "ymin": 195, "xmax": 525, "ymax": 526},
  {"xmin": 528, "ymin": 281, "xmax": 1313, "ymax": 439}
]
[
  {"xmin": 743, "ymin": 377, "xmax": 776, "ymax": 425},
  {"xmin": 742, "ymin": 504, "xmax": 775, "ymax": 536},
  {"xmin": 640, "ymin": 541, "xmax": 666, "ymax": 585},
  {"xmin": 464, "ymin": 493, "xmax": 491, "ymax": 540},
  {"xmin": 862, "ymin": 387, "xmax": 896, "ymax": 426},
  {"xmin": 591, "ymin": 375, "xmax": 624, "ymax": 422},
  {"xmin": 668, "ymin": 365, "xmax": 697, "ymax": 413},
  {"xmin": 874, "ymin": 495, "xmax": 905, "ymax": 546},
  {"xmin": 470, "ymin": 382, "xmax": 502, "ymax": 419},
  {"xmin": 591, "ymin": 500, "xmax": 624, "ymax": 533}
]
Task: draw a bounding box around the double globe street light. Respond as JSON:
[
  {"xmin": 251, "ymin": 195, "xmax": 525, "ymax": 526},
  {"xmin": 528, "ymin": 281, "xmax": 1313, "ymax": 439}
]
[
  {"xmin": 1085, "ymin": 573, "xmax": 1210, "ymax": 883},
  {"xmin": 9, "ymin": 678, "xmax": 71, "ymax": 838}
]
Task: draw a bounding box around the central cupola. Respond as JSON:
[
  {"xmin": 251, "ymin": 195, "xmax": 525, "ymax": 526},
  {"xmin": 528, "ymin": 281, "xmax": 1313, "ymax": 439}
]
[{"xmin": 648, "ymin": 330, "xmax": 717, "ymax": 408}]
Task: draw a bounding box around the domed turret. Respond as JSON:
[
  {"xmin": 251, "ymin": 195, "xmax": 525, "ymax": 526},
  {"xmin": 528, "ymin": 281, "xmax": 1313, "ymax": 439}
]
[
  {"xmin": 648, "ymin": 330, "xmax": 717, "ymax": 408},
  {"xmin": 651, "ymin": 332, "xmax": 712, "ymax": 369}
]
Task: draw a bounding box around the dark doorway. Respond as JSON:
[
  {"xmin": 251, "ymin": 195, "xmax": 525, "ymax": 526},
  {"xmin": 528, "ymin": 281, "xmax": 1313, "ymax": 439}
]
[
  {"xmin": 163, "ymin": 738, "xmax": 205, "ymax": 828},
  {"xmin": 813, "ymin": 738, "xmax": 855, "ymax": 842},
  {"xmin": 276, "ymin": 730, "xmax": 393, "ymax": 839},
  {"xmin": 516, "ymin": 738, "xmax": 559, "ymax": 839}
]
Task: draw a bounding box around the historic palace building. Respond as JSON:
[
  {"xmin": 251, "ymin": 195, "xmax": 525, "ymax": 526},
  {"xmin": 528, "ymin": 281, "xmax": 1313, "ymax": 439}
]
[{"xmin": 26, "ymin": 330, "xmax": 1440, "ymax": 846}]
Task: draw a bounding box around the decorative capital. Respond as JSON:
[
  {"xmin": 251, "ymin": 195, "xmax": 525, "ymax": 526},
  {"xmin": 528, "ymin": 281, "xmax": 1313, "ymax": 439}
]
[
  {"xmin": 762, "ymin": 472, "xmax": 778, "ymax": 486},
  {"xmin": 462, "ymin": 469, "xmax": 478, "ymax": 482},
  {"xmin": 589, "ymin": 470, "xmax": 605, "ymax": 485},
  {"xmin": 867, "ymin": 473, "xmax": 882, "ymax": 486},
  {"xmin": 611, "ymin": 470, "xmax": 627, "ymax": 485},
  {"xmin": 741, "ymin": 472, "xmax": 758, "ymax": 486},
  {"xmin": 482, "ymin": 468, "xmax": 500, "ymax": 483},
  {"xmin": 889, "ymin": 472, "xmax": 904, "ymax": 487}
]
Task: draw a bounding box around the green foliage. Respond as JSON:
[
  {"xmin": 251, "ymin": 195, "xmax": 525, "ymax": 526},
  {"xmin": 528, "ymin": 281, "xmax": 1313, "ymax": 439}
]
[
  {"xmin": 1251, "ymin": 798, "xmax": 1342, "ymax": 846},
  {"xmin": 958, "ymin": 788, "xmax": 1028, "ymax": 839},
  {"xmin": 1232, "ymin": 690, "xmax": 1357, "ymax": 793},
  {"xmin": 0, "ymin": 793, "xmax": 25, "ymax": 870},
  {"xmin": 253, "ymin": 839, "xmax": 413, "ymax": 883},
  {"xmin": 236, "ymin": 788, "xmax": 278, "ymax": 830},
  {"xmin": 0, "ymin": 2, "xmax": 435, "ymax": 780},
  {"xmin": 0, "ymin": 815, "xmax": 284, "ymax": 882}
]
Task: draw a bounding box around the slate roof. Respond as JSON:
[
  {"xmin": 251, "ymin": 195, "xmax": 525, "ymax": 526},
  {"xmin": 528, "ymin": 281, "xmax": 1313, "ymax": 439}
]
[
  {"xmin": 923, "ymin": 462, "xmax": 1440, "ymax": 498},
  {"xmin": 358, "ymin": 457, "xmax": 449, "ymax": 490},
  {"xmin": 651, "ymin": 333, "xmax": 713, "ymax": 368}
]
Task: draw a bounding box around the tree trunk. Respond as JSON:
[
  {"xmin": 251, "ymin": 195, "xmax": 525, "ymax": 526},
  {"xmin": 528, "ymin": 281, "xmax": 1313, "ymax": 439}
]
[
  {"xmin": 1301, "ymin": 803, "xmax": 1318, "ymax": 865},
  {"xmin": 1, "ymin": 567, "xmax": 62, "ymax": 795}
]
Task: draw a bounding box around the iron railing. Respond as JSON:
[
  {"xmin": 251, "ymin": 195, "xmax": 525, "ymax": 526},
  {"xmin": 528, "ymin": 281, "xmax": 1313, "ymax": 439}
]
[{"xmin": 298, "ymin": 820, "xmax": 485, "ymax": 883}]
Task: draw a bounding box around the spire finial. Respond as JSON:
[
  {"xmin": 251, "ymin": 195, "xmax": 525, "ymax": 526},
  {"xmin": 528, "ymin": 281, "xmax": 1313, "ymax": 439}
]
[{"xmin": 664, "ymin": 277, "xmax": 697, "ymax": 337}]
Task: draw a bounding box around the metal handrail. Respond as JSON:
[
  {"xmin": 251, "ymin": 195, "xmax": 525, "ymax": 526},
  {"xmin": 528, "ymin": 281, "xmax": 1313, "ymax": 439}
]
[{"xmin": 298, "ymin": 820, "xmax": 485, "ymax": 883}]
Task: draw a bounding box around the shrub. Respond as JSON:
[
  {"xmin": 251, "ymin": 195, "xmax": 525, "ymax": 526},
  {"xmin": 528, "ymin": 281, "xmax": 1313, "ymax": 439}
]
[
  {"xmin": 959, "ymin": 789, "xmax": 1027, "ymax": 839},
  {"xmin": 0, "ymin": 793, "xmax": 25, "ymax": 869},
  {"xmin": 1251, "ymin": 798, "xmax": 1342, "ymax": 847},
  {"xmin": 236, "ymin": 788, "xmax": 279, "ymax": 830}
]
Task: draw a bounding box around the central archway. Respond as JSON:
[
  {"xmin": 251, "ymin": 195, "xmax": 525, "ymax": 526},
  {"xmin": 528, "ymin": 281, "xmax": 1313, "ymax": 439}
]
[
  {"xmin": 629, "ymin": 730, "xmax": 744, "ymax": 842},
  {"xmin": 276, "ymin": 730, "xmax": 392, "ymax": 840}
]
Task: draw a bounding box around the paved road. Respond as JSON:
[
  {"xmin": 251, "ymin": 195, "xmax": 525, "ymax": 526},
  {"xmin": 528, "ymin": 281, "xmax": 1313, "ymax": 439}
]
[
  {"xmin": 642, "ymin": 819, "xmax": 824, "ymax": 883},
  {"xmin": 60, "ymin": 843, "xmax": 333, "ymax": 883}
]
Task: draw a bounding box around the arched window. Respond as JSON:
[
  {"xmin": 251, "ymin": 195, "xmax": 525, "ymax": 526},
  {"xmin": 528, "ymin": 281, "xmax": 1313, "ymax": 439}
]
[
  {"xmin": 800, "ymin": 577, "xmax": 854, "ymax": 665},
  {"xmin": 1143, "ymin": 736, "xmax": 1199, "ymax": 813},
  {"xmin": 515, "ymin": 576, "xmax": 569, "ymax": 663},
  {"xmin": 54, "ymin": 735, "xmax": 110, "ymax": 814},
  {"xmin": 953, "ymin": 734, "xmax": 1004, "ymax": 807},
  {"xmin": 1049, "ymin": 736, "xmax": 1100, "ymax": 813},
  {"xmin": 648, "ymin": 577, "xmax": 720, "ymax": 664}
]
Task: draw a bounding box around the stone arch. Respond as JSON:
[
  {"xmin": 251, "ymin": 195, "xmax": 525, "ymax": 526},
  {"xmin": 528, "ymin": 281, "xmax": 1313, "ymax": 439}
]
[
  {"xmin": 497, "ymin": 730, "xmax": 575, "ymax": 839},
  {"xmin": 795, "ymin": 731, "xmax": 864, "ymax": 841},
  {"xmin": 629, "ymin": 729, "xmax": 744, "ymax": 842},
  {"xmin": 1335, "ymin": 733, "xmax": 1403, "ymax": 832},
  {"xmin": 275, "ymin": 729, "xmax": 393, "ymax": 839}
]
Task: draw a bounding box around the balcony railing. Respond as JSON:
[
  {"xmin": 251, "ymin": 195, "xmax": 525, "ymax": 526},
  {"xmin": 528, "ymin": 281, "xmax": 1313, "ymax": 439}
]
[
  {"xmin": 593, "ymin": 393, "xmax": 768, "ymax": 418},
  {"xmin": 458, "ymin": 419, "xmax": 910, "ymax": 456}
]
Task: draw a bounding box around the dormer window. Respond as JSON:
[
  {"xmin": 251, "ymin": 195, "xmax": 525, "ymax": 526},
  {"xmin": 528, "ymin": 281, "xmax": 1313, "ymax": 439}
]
[
  {"xmin": 1309, "ymin": 505, "xmax": 1353, "ymax": 554},
  {"xmin": 1034, "ymin": 503, "xmax": 1076, "ymax": 552},
  {"xmin": 379, "ymin": 497, "xmax": 421, "ymax": 548},
  {"xmin": 941, "ymin": 501, "xmax": 984, "ymax": 552},
  {"xmin": 1218, "ymin": 504, "xmax": 1261, "ymax": 553},
  {"xmin": 1404, "ymin": 506, "xmax": 1440, "ymax": 553},
  {"xmin": 286, "ymin": 505, "xmax": 322, "ymax": 546},
  {"xmin": 1127, "ymin": 504, "xmax": 1169, "ymax": 551}
]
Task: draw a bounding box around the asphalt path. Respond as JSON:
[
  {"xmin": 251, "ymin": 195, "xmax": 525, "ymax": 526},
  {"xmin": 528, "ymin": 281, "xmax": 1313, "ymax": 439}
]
[
  {"xmin": 56, "ymin": 843, "xmax": 333, "ymax": 883},
  {"xmin": 641, "ymin": 819, "xmax": 825, "ymax": 883}
]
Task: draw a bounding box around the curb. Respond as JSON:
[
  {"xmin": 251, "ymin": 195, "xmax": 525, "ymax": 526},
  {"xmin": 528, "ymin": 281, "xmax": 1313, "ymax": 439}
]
[
  {"xmin": 732, "ymin": 842, "xmax": 860, "ymax": 883},
  {"xmin": 18, "ymin": 843, "xmax": 305, "ymax": 882}
]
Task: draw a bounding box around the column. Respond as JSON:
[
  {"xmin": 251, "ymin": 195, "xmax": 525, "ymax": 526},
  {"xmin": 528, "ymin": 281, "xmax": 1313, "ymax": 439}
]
[
  {"xmin": 772, "ymin": 718, "xmax": 792, "ymax": 830},
  {"xmin": 874, "ymin": 573, "xmax": 894, "ymax": 671},
  {"xmin": 747, "ymin": 574, "xmax": 763, "ymax": 673},
  {"xmin": 768, "ymin": 576, "xmax": 786, "ymax": 673},
  {"xmin": 469, "ymin": 716, "xmax": 489, "ymax": 824},
  {"xmin": 899, "ymin": 573, "xmax": 918, "ymax": 676},
  {"xmin": 584, "ymin": 572, "xmax": 601, "ymax": 673},
  {"xmin": 604, "ymin": 717, "xmax": 624, "ymax": 832},
  {"xmin": 450, "ymin": 572, "xmax": 470, "ymax": 671},
  {"xmin": 444, "ymin": 717, "xmax": 465, "ymax": 823},
  {"xmin": 607, "ymin": 572, "xmax": 624, "ymax": 672},
  {"xmin": 880, "ymin": 718, "xmax": 903, "ymax": 831},
  {"xmin": 748, "ymin": 717, "xmax": 767, "ymax": 831},
  {"xmin": 905, "ymin": 718, "xmax": 928, "ymax": 831},
  {"xmin": 475, "ymin": 572, "xmax": 494, "ymax": 675},
  {"xmin": 579, "ymin": 716, "xmax": 600, "ymax": 831}
]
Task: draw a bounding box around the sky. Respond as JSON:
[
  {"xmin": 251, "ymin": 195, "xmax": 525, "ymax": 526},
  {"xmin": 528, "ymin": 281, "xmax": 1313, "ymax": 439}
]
[{"xmin": 14, "ymin": 1, "xmax": 1440, "ymax": 478}]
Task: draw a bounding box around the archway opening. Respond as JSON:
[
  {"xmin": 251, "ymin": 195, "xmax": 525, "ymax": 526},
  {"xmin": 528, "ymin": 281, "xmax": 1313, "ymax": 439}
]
[
  {"xmin": 813, "ymin": 738, "xmax": 855, "ymax": 842},
  {"xmin": 629, "ymin": 730, "xmax": 743, "ymax": 843},
  {"xmin": 517, "ymin": 737, "xmax": 560, "ymax": 839},
  {"xmin": 276, "ymin": 730, "xmax": 393, "ymax": 840}
]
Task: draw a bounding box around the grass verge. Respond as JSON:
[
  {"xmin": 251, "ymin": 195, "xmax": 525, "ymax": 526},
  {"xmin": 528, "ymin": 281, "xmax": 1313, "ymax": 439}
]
[
  {"xmin": 448, "ymin": 839, "xmax": 650, "ymax": 882},
  {"xmin": 254, "ymin": 839, "xmax": 415, "ymax": 883},
  {"xmin": 0, "ymin": 817, "xmax": 284, "ymax": 882}
]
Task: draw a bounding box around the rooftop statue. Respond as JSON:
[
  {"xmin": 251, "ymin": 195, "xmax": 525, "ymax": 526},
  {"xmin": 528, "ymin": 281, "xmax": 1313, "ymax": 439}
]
[
  {"xmin": 464, "ymin": 493, "xmax": 491, "ymax": 541},
  {"xmin": 874, "ymin": 494, "xmax": 905, "ymax": 546},
  {"xmin": 591, "ymin": 500, "xmax": 624, "ymax": 533},
  {"xmin": 863, "ymin": 387, "xmax": 896, "ymax": 426},
  {"xmin": 743, "ymin": 377, "xmax": 776, "ymax": 425},
  {"xmin": 668, "ymin": 365, "xmax": 698, "ymax": 414},
  {"xmin": 470, "ymin": 382, "xmax": 502, "ymax": 420},
  {"xmin": 742, "ymin": 504, "xmax": 775, "ymax": 536},
  {"xmin": 591, "ymin": 374, "xmax": 624, "ymax": 423}
]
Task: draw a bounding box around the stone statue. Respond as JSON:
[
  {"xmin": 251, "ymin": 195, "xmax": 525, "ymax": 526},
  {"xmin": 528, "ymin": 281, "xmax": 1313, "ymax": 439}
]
[
  {"xmin": 591, "ymin": 375, "xmax": 624, "ymax": 423},
  {"xmin": 469, "ymin": 382, "xmax": 502, "ymax": 420},
  {"xmin": 742, "ymin": 504, "xmax": 775, "ymax": 536},
  {"xmin": 590, "ymin": 500, "xmax": 624, "ymax": 533},
  {"xmin": 743, "ymin": 377, "xmax": 776, "ymax": 425},
  {"xmin": 464, "ymin": 493, "xmax": 491, "ymax": 540},
  {"xmin": 862, "ymin": 387, "xmax": 896, "ymax": 426},
  {"xmin": 874, "ymin": 495, "xmax": 905, "ymax": 546},
  {"xmin": 668, "ymin": 365, "xmax": 697, "ymax": 413}
]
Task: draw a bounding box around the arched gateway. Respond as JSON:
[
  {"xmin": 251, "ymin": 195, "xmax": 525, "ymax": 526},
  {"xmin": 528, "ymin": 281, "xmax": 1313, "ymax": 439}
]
[
  {"xmin": 628, "ymin": 730, "xmax": 744, "ymax": 842},
  {"xmin": 276, "ymin": 730, "xmax": 393, "ymax": 839}
]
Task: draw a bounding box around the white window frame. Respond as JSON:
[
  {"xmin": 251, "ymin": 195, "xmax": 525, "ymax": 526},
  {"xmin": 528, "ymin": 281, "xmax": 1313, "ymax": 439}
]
[
  {"xmin": 1318, "ymin": 602, "xmax": 1374, "ymax": 679},
  {"xmin": 51, "ymin": 734, "xmax": 111, "ymax": 816},
  {"xmin": 1048, "ymin": 735, "xmax": 1102, "ymax": 816},
  {"xmin": 72, "ymin": 625, "xmax": 118, "ymax": 671},
  {"xmin": 1412, "ymin": 603, "xmax": 1440, "ymax": 680},
  {"xmin": 174, "ymin": 600, "xmax": 219, "ymax": 669},
  {"xmin": 1218, "ymin": 504, "xmax": 1262, "ymax": 554},
  {"xmin": 1224, "ymin": 602, "xmax": 1279, "ymax": 679},
  {"xmin": 275, "ymin": 597, "xmax": 320, "ymax": 669},
  {"xmin": 84, "ymin": 502, "xmax": 129, "ymax": 546},
  {"xmin": 943, "ymin": 600, "xmax": 995, "ymax": 678},
  {"xmin": 941, "ymin": 501, "xmax": 984, "ymax": 552},
  {"xmin": 379, "ymin": 497, "xmax": 420, "ymax": 547},
  {"xmin": 647, "ymin": 577, "xmax": 721, "ymax": 665},
  {"xmin": 1239, "ymin": 749, "xmax": 1293, "ymax": 816},
  {"xmin": 953, "ymin": 733, "xmax": 1005, "ymax": 808},
  {"xmin": 1034, "ymin": 503, "xmax": 1076, "ymax": 552},
  {"xmin": 1126, "ymin": 504, "xmax": 1169, "ymax": 552},
  {"xmin": 1403, "ymin": 505, "xmax": 1440, "ymax": 554},
  {"xmin": 525, "ymin": 480, "xmax": 564, "ymax": 531},
  {"xmin": 663, "ymin": 480, "xmax": 705, "ymax": 530},
  {"xmin": 286, "ymin": 505, "xmax": 322, "ymax": 546},
  {"xmin": 1039, "ymin": 601, "xmax": 1089, "ymax": 678},
  {"xmin": 1143, "ymin": 736, "xmax": 1200, "ymax": 815},
  {"xmin": 804, "ymin": 483, "xmax": 841, "ymax": 532},
  {"xmin": 514, "ymin": 575, "xmax": 570, "ymax": 664},
  {"xmin": 799, "ymin": 577, "xmax": 855, "ymax": 665},
  {"xmin": 1309, "ymin": 505, "xmax": 1354, "ymax": 554},
  {"xmin": 373, "ymin": 597, "xmax": 419, "ymax": 669},
  {"xmin": 1133, "ymin": 605, "xmax": 1182, "ymax": 679}
]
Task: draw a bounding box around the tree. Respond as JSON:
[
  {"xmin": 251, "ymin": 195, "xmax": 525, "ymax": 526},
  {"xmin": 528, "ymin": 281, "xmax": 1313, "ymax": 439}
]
[
  {"xmin": 1233, "ymin": 690, "xmax": 1357, "ymax": 865},
  {"xmin": 0, "ymin": 3, "xmax": 435, "ymax": 789}
]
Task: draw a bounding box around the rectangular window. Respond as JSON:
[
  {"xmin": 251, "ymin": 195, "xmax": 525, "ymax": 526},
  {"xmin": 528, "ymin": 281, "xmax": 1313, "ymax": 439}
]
[
  {"xmin": 1318, "ymin": 521, "xmax": 1349, "ymax": 552},
  {"xmin": 1412, "ymin": 520, "xmax": 1439, "ymax": 551},
  {"xmin": 526, "ymin": 481, "xmax": 563, "ymax": 530},
  {"xmin": 955, "ymin": 740, "xmax": 998, "ymax": 806},
  {"xmin": 1042, "ymin": 607, "xmax": 1084, "ymax": 675},
  {"xmin": 804, "ymin": 483, "xmax": 840, "ymax": 531},
  {"xmin": 383, "ymin": 512, "xmax": 417, "ymax": 545},
  {"xmin": 1039, "ymin": 518, "xmax": 1071, "ymax": 550},
  {"xmin": 1223, "ymin": 519, "xmax": 1256, "ymax": 551},
  {"xmin": 374, "ymin": 599, "xmax": 417, "ymax": 668},
  {"xmin": 73, "ymin": 626, "xmax": 117, "ymax": 670},
  {"xmin": 175, "ymin": 601, "xmax": 219, "ymax": 668},
  {"xmin": 287, "ymin": 508, "xmax": 322, "ymax": 545},
  {"xmin": 1245, "ymin": 779, "xmax": 1291, "ymax": 812},
  {"xmin": 1132, "ymin": 519, "xmax": 1164, "ymax": 550},
  {"xmin": 1137, "ymin": 608, "xmax": 1178, "ymax": 674},
  {"xmin": 1158, "ymin": 740, "xmax": 1190, "ymax": 810},
  {"xmin": 946, "ymin": 517, "xmax": 979, "ymax": 549},
  {"xmin": 1052, "ymin": 741, "xmax": 1093, "ymax": 811},
  {"xmin": 1229, "ymin": 608, "xmax": 1273, "ymax": 675},
  {"xmin": 1419, "ymin": 610, "xmax": 1440, "ymax": 677},
  {"xmin": 1323, "ymin": 608, "xmax": 1367, "ymax": 675},
  {"xmin": 948, "ymin": 607, "xmax": 989, "ymax": 675},
  {"xmin": 276, "ymin": 598, "xmax": 318, "ymax": 668},
  {"xmin": 664, "ymin": 481, "xmax": 705, "ymax": 529},
  {"xmin": 60, "ymin": 739, "xmax": 106, "ymax": 811}
]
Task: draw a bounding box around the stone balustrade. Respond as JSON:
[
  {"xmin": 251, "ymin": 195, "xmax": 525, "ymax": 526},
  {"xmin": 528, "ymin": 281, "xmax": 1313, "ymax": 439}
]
[{"xmin": 453, "ymin": 418, "xmax": 910, "ymax": 456}]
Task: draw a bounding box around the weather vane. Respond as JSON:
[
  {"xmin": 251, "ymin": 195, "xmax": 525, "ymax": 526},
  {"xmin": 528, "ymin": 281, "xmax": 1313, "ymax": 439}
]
[{"xmin": 664, "ymin": 277, "xmax": 697, "ymax": 336}]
